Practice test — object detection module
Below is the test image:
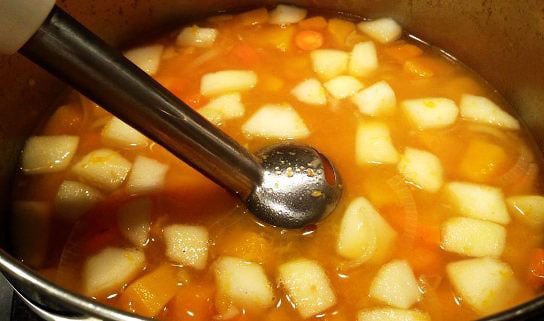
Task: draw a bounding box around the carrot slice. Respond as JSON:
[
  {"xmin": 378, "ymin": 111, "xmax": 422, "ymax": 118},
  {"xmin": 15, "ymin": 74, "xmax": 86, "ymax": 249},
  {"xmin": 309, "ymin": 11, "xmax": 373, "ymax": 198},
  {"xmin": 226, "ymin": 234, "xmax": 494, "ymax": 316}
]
[
  {"xmin": 405, "ymin": 246, "xmax": 444, "ymax": 276},
  {"xmin": 167, "ymin": 282, "xmax": 215, "ymax": 321},
  {"xmin": 231, "ymin": 43, "xmax": 261, "ymax": 66},
  {"xmin": 298, "ymin": 16, "xmax": 328, "ymax": 30},
  {"xmin": 458, "ymin": 138, "xmax": 509, "ymax": 183},
  {"xmin": 384, "ymin": 44, "xmax": 423, "ymax": 62},
  {"xmin": 295, "ymin": 30, "xmax": 324, "ymax": 51},
  {"xmin": 156, "ymin": 76, "xmax": 188, "ymax": 97},
  {"xmin": 528, "ymin": 249, "xmax": 544, "ymax": 288},
  {"xmin": 327, "ymin": 18, "xmax": 355, "ymax": 46}
]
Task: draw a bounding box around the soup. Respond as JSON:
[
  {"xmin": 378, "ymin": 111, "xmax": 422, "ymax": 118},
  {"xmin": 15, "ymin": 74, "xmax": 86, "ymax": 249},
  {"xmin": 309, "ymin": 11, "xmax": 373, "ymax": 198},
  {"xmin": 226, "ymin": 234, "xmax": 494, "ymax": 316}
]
[{"xmin": 10, "ymin": 5, "xmax": 544, "ymax": 321}]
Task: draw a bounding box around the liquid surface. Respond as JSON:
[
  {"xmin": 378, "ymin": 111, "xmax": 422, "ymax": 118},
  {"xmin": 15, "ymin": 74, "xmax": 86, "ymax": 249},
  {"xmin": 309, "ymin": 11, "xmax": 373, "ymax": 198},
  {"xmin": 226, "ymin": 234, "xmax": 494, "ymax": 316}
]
[{"xmin": 10, "ymin": 6, "xmax": 544, "ymax": 321}]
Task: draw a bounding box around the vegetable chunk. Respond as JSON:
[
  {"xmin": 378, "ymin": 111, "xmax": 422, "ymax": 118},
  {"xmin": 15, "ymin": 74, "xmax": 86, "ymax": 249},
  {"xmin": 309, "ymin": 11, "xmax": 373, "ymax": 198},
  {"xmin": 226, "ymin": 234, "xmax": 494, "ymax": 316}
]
[
  {"xmin": 352, "ymin": 81, "xmax": 396, "ymax": 117},
  {"xmin": 358, "ymin": 308, "xmax": 431, "ymax": 321},
  {"xmin": 214, "ymin": 256, "xmax": 275, "ymax": 312},
  {"xmin": 401, "ymin": 98, "xmax": 459, "ymax": 129},
  {"xmin": 356, "ymin": 122, "xmax": 399, "ymax": 165},
  {"xmin": 460, "ymin": 94, "xmax": 519, "ymax": 130},
  {"xmin": 83, "ymin": 247, "xmax": 145, "ymax": 296},
  {"xmin": 200, "ymin": 70, "xmax": 257, "ymax": 97},
  {"xmin": 198, "ymin": 93, "xmax": 245, "ymax": 125},
  {"xmin": 349, "ymin": 41, "xmax": 378, "ymax": 77},
  {"xmin": 506, "ymin": 195, "xmax": 544, "ymax": 228},
  {"xmin": 72, "ymin": 149, "xmax": 132, "ymax": 192},
  {"xmin": 291, "ymin": 78, "xmax": 327, "ymax": 106},
  {"xmin": 337, "ymin": 197, "xmax": 397, "ymax": 264},
  {"xmin": 176, "ymin": 26, "xmax": 218, "ymax": 48},
  {"xmin": 269, "ymin": 4, "xmax": 307, "ymax": 25},
  {"xmin": 310, "ymin": 49, "xmax": 349, "ymax": 80},
  {"xmin": 242, "ymin": 104, "xmax": 310, "ymax": 139},
  {"xmin": 126, "ymin": 156, "xmax": 169, "ymax": 195},
  {"xmin": 55, "ymin": 180, "xmax": 103, "ymax": 221},
  {"xmin": 441, "ymin": 217, "xmax": 506, "ymax": 257},
  {"xmin": 278, "ymin": 259, "xmax": 336, "ymax": 318},
  {"xmin": 444, "ymin": 182, "xmax": 510, "ymax": 225},
  {"xmin": 447, "ymin": 258, "xmax": 519, "ymax": 314},
  {"xmin": 22, "ymin": 135, "xmax": 79, "ymax": 174},
  {"xmin": 164, "ymin": 224, "xmax": 209, "ymax": 269},
  {"xmin": 357, "ymin": 18, "xmax": 402, "ymax": 44},
  {"xmin": 397, "ymin": 147, "xmax": 443, "ymax": 193},
  {"xmin": 369, "ymin": 260, "xmax": 421, "ymax": 309},
  {"xmin": 124, "ymin": 45, "xmax": 164, "ymax": 75},
  {"xmin": 324, "ymin": 75, "xmax": 363, "ymax": 99},
  {"xmin": 101, "ymin": 117, "xmax": 148, "ymax": 149},
  {"xmin": 117, "ymin": 198, "xmax": 152, "ymax": 247}
]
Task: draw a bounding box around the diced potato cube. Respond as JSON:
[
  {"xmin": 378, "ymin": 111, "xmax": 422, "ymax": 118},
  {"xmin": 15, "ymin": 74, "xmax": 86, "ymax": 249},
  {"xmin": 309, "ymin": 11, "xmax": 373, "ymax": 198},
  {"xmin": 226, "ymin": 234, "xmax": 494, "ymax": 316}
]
[
  {"xmin": 369, "ymin": 260, "xmax": 421, "ymax": 309},
  {"xmin": 268, "ymin": 4, "xmax": 307, "ymax": 25},
  {"xmin": 11, "ymin": 201, "xmax": 50, "ymax": 268},
  {"xmin": 401, "ymin": 98, "xmax": 459, "ymax": 129},
  {"xmin": 310, "ymin": 49, "xmax": 349, "ymax": 80},
  {"xmin": 176, "ymin": 26, "xmax": 218, "ymax": 48},
  {"xmin": 357, "ymin": 18, "xmax": 402, "ymax": 44},
  {"xmin": 214, "ymin": 257, "xmax": 274, "ymax": 311},
  {"xmin": 117, "ymin": 198, "xmax": 152, "ymax": 247},
  {"xmin": 444, "ymin": 182, "xmax": 510, "ymax": 225},
  {"xmin": 200, "ymin": 70, "xmax": 258, "ymax": 97},
  {"xmin": 324, "ymin": 75, "xmax": 364, "ymax": 99},
  {"xmin": 358, "ymin": 308, "xmax": 431, "ymax": 321},
  {"xmin": 278, "ymin": 259, "xmax": 336, "ymax": 318},
  {"xmin": 198, "ymin": 93, "xmax": 245, "ymax": 125},
  {"xmin": 397, "ymin": 148, "xmax": 443, "ymax": 193},
  {"xmin": 352, "ymin": 81, "xmax": 396, "ymax": 117},
  {"xmin": 506, "ymin": 195, "xmax": 544, "ymax": 228},
  {"xmin": 337, "ymin": 197, "xmax": 397, "ymax": 264},
  {"xmin": 242, "ymin": 104, "xmax": 310, "ymax": 139},
  {"xmin": 126, "ymin": 156, "xmax": 169, "ymax": 195},
  {"xmin": 163, "ymin": 224, "xmax": 209, "ymax": 269},
  {"xmin": 101, "ymin": 117, "xmax": 148, "ymax": 149},
  {"xmin": 21, "ymin": 135, "xmax": 79, "ymax": 174},
  {"xmin": 124, "ymin": 45, "xmax": 164, "ymax": 75},
  {"xmin": 54, "ymin": 180, "xmax": 103, "ymax": 221},
  {"xmin": 460, "ymin": 94, "xmax": 519, "ymax": 130},
  {"xmin": 72, "ymin": 149, "xmax": 132, "ymax": 192},
  {"xmin": 356, "ymin": 122, "xmax": 399, "ymax": 165},
  {"xmin": 83, "ymin": 247, "xmax": 145, "ymax": 296},
  {"xmin": 441, "ymin": 217, "xmax": 506, "ymax": 257},
  {"xmin": 349, "ymin": 41, "xmax": 378, "ymax": 77},
  {"xmin": 291, "ymin": 78, "xmax": 327, "ymax": 106},
  {"xmin": 447, "ymin": 258, "xmax": 519, "ymax": 314}
]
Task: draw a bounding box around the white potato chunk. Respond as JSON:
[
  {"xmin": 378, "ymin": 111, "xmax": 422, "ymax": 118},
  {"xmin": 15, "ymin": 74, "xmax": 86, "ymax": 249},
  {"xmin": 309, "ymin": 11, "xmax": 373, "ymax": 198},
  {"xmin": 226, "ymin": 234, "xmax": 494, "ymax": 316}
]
[
  {"xmin": 200, "ymin": 70, "xmax": 257, "ymax": 97},
  {"xmin": 291, "ymin": 78, "xmax": 327, "ymax": 106},
  {"xmin": 21, "ymin": 135, "xmax": 79, "ymax": 174},
  {"xmin": 352, "ymin": 81, "xmax": 396, "ymax": 117},
  {"xmin": 397, "ymin": 148, "xmax": 443, "ymax": 193},
  {"xmin": 268, "ymin": 4, "xmax": 307, "ymax": 25},
  {"xmin": 198, "ymin": 93, "xmax": 245, "ymax": 125},
  {"xmin": 369, "ymin": 260, "xmax": 421, "ymax": 309},
  {"xmin": 242, "ymin": 104, "xmax": 310, "ymax": 139},
  {"xmin": 506, "ymin": 195, "xmax": 544, "ymax": 228},
  {"xmin": 445, "ymin": 182, "xmax": 510, "ymax": 225},
  {"xmin": 163, "ymin": 224, "xmax": 209, "ymax": 269},
  {"xmin": 214, "ymin": 257, "xmax": 274, "ymax": 311},
  {"xmin": 72, "ymin": 149, "xmax": 132, "ymax": 192},
  {"xmin": 54, "ymin": 180, "xmax": 103, "ymax": 221},
  {"xmin": 101, "ymin": 117, "xmax": 148, "ymax": 149},
  {"xmin": 176, "ymin": 26, "xmax": 218, "ymax": 48},
  {"xmin": 124, "ymin": 45, "xmax": 164, "ymax": 75},
  {"xmin": 126, "ymin": 156, "xmax": 169, "ymax": 195},
  {"xmin": 356, "ymin": 122, "xmax": 399, "ymax": 165},
  {"xmin": 441, "ymin": 217, "xmax": 506, "ymax": 257},
  {"xmin": 337, "ymin": 197, "xmax": 397, "ymax": 264},
  {"xmin": 358, "ymin": 308, "xmax": 431, "ymax": 321},
  {"xmin": 357, "ymin": 18, "xmax": 402, "ymax": 44},
  {"xmin": 83, "ymin": 247, "xmax": 145, "ymax": 296},
  {"xmin": 401, "ymin": 98, "xmax": 459, "ymax": 129},
  {"xmin": 460, "ymin": 94, "xmax": 520, "ymax": 130},
  {"xmin": 278, "ymin": 259, "xmax": 336, "ymax": 318},
  {"xmin": 349, "ymin": 41, "xmax": 378, "ymax": 77},
  {"xmin": 447, "ymin": 257, "xmax": 519, "ymax": 315},
  {"xmin": 324, "ymin": 75, "xmax": 364, "ymax": 99},
  {"xmin": 11, "ymin": 201, "xmax": 50, "ymax": 268},
  {"xmin": 310, "ymin": 49, "xmax": 349, "ymax": 80},
  {"xmin": 117, "ymin": 198, "xmax": 152, "ymax": 247}
]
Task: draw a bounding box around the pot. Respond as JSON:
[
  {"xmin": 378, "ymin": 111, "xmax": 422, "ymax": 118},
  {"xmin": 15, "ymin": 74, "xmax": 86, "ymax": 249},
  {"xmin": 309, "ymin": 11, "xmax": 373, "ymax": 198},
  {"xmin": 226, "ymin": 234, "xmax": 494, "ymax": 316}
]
[{"xmin": 0, "ymin": 0, "xmax": 543, "ymax": 320}]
